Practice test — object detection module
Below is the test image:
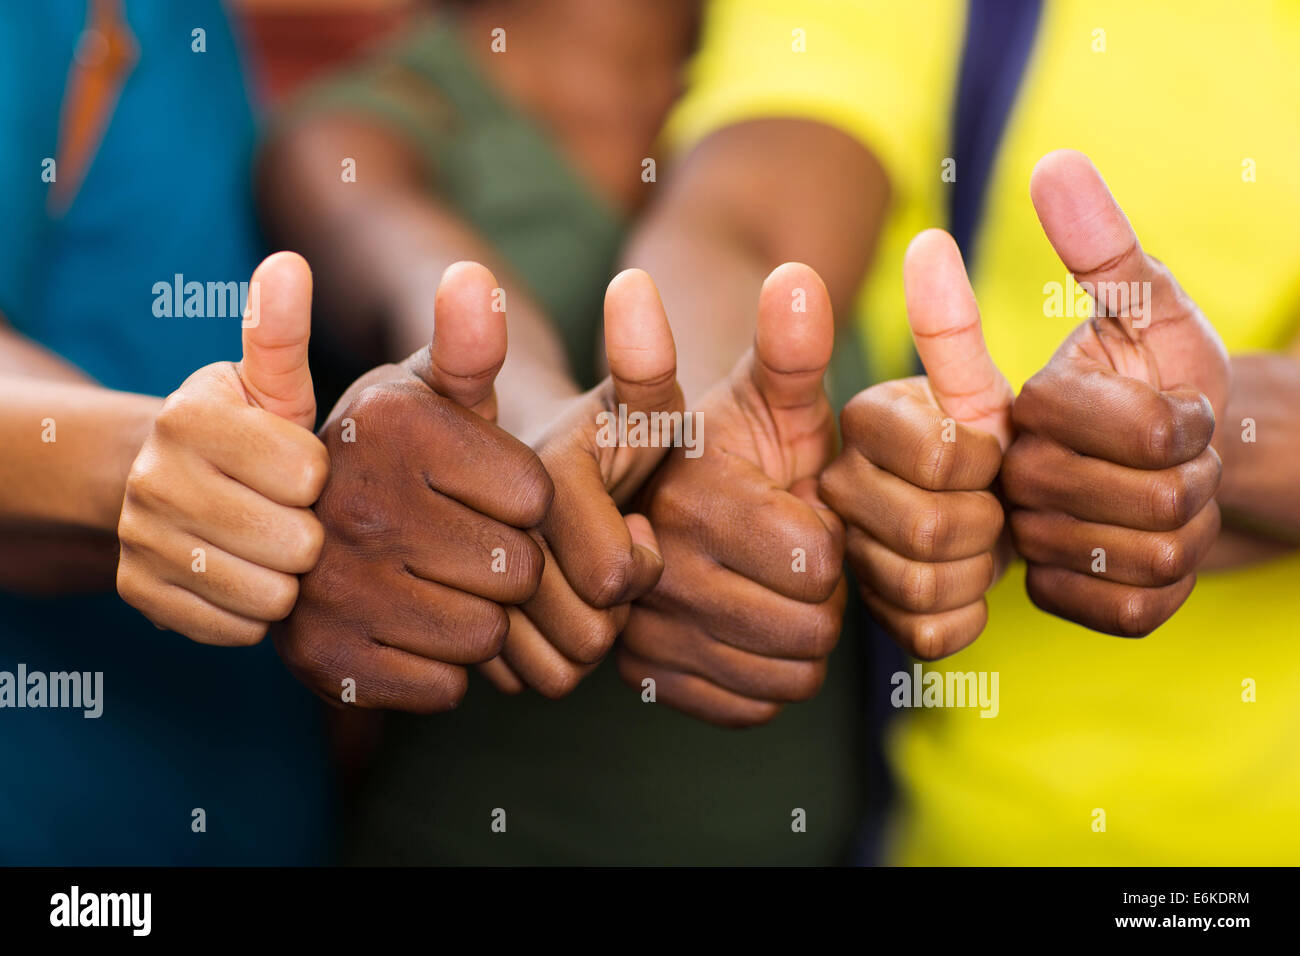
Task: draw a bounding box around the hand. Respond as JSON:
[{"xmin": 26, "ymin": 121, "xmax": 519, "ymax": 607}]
[
  {"xmin": 274, "ymin": 262, "xmax": 553, "ymax": 711},
  {"xmin": 614, "ymin": 263, "xmax": 846, "ymax": 728},
  {"xmin": 117, "ymin": 252, "xmax": 329, "ymax": 645},
  {"xmin": 478, "ymin": 269, "xmax": 682, "ymax": 697},
  {"xmin": 1001, "ymin": 149, "xmax": 1229, "ymax": 636},
  {"xmin": 820, "ymin": 230, "xmax": 1014, "ymax": 660}
]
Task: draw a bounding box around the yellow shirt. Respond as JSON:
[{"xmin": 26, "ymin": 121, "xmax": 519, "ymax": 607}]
[{"xmin": 666, "ymin": 0, "xmax": 1300, "ymax": 863}]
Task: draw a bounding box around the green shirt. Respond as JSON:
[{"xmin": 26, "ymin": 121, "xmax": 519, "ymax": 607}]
[{"xmin": 285, "ymin": 17, "xmax": 867, "ymax": 864}]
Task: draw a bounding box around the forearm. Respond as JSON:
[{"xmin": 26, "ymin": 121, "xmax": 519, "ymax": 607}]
[
  {"xmin": 0, "ymin": 325, "xmax": 160, "ymax": 592},
  {"xmin": 622, "ymin": 202, "xmax": 770, "ymax": 403},
  {"xmin": 0, "ymin": 379, "xmax": 159, "ymax": 531},
  {"xmin": 257, "ymin": 116, "xmax": 578, "ymax": 436},
  {"xmin": 621, "ymin": 119, "xmax": 888, "ymax": 404},
  {"xmin": 1213, "ymin": 352, "xmax": 1300, "ymax": 541}
]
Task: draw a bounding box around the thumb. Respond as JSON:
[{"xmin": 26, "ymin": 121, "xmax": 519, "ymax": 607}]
[
  {"xmin": 1029, "ymin": 148, "xmax": 1160, "ymax": 342},
  {"xmin": 423, "ymin": 261, "xmax": 507, "ymax": 421},
  {"xmin": 238, "ymin": 251, "xmax": 317, "ymax": 430},
  {"xmin": 903, "ymin": 229, "xmax": 1013, "ymax": 449},
  {"xmin": 604, "ymin": 268, "xmax": 680, "ymax": 415},
  {"xmin": 750, "ymin": 262, "xmax": 834, "ymax": 411}
]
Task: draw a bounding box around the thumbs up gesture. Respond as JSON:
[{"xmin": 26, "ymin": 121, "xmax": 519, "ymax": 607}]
[
  {"xmin": 273, "ymin": 262, "xmax": 553, "ymax": 712},
  {"xmin": 820, "ymin": 230, "xmax": 1014, "ymax": 660},
  {"xmin": 614, "ymin": 263, "xmax": 847, "ymax": 728},
  {"xmin": 478, "ymin": 269, "xmax": 683, "ymax": 697},
  {"xmin": 1001, "ymin": 150, "xmax": 1228, "ymax": 635},
  {"xmin": 117, "ymin": 252, "xmax": 330, "ymax": 645}
]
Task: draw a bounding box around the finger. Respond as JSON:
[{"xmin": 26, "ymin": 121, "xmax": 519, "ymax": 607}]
[
  {"xmin": 423, "ymin": 261, "xmax": 507, "ymax": 420},
  {"xmin": 1009, "ymin": 501, "xmax": 1221, "ymax": 588},
  {"xmin": 1024, "ymin": 562, "xmax": 1197, "ymax": 637},
  {"xmin": 519, "ymin": 533, "xmax": 627, "ymax": 664},
  {"xmin": 478, "ymin": 656, "xmax": 526, "ymax": 694},
  {"xmin": 274, "ymin": 623, "xmax": 469, "ymax": 713},
  {"xmin": 131, "ymin": 529, "xmax": 302, "ymax": 621},
  {"xmin": 839, "ymin": 379, "xmax": 1004, "ymax": 491},
  {"xmin": 902, "ymin": 229, "xmax": 1013, "ymax": 447},
  {"xmin": 539, "ymin": 449, "xmax": 663, "ymax": 608},
  {"xmin": 350, "ymin": 379, "xmax": 551, "ymax": 527},
  {"xmin": 178, "ymin": 483, "xmax": 323, "ymax": 574},
  {"xmin": 749, "ymin": 262, "xmax": 834, "ymax": 412},
  {"xmin": 369, "ymin": 573, "xmax": 509, "ymax": 665},
  {"xmin": 615, "ymin": 647, "xmax": 783, "ymax": 729},
  {"xmin": 400, "ymin": 492, "xmax": 544, "ymax": 604},
  {"xmin": 1014, "ymin": 364, "xmax": 1215, "ymax": 468},
  {"xmin": 1029, "ymin": 149, "xmax": 1185, "ymax": 340},
  {"xmin": 641, "ymin": 543, "xmax": 844, "ymax": 659},
  {"xmin": 161, "ymin": 371, "xmax": 331, "ymax": 508},
  {"xmin": 501, "ymin": 607, "xmax": 595, "ymax": 699},
  {"xmin": 858, "ymin": 583, "xmax": 987, "ymax": 661},
  {"xmin": 1001, "ymin": 434, "xmax": 1221, "ymax": 531},
  {"xmin": 117, "ymin": 570, "xmax": 267, "ymax": 647},
  {"xmin": 819, "ymin": 446, "xmax": 1004, "ymax": 562},
  {"xmin": 621, "ymin": 607, "xmax": 828, "ymax": 702},
  {"xmin": 650, "ymin": 465, "xmax": 842, "ymax": 603},
  {"xmin": 238, "ymin": 251, "xmax": 317, "ymax": 429},
  {"xmin": 845, "ymin": 525, "xmax": 997, "ymax": 614},
  {"xmin": 604, "ymin": 268, "xmax": 681, "ymax": 414}
]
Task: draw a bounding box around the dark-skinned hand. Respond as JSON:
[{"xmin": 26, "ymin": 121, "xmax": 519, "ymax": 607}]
[
  {"xmin": 273, "ymin": 262, "xmax": 553, "ymax": 712},
  {"xmin": 1001, "ymin": 149, "xmax": 1229, "ymax": 636}
]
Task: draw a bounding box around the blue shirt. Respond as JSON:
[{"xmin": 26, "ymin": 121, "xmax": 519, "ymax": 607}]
[{"xmin": 0, "ymin": 1, "xmax": 332, "ymax": 864}]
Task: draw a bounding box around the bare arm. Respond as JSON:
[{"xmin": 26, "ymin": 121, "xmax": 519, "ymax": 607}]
[
  {"xmin": 257, "ymin": 114, "xmax": 579, "ymax": 438},
  {"xmin": 1209, "ymin": 348, "xmax": 1300, "ymax": 546},
  {"xmin": 0, "ymin": 319, "xmax": 161, "ymax": 591},
  {"xmin": 621, "ymin": 118, "xmax": 890, "ymax": 401}
]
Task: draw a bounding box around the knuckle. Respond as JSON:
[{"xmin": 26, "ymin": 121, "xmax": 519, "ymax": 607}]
[
  {"xmin": 801, "ymin": 529, "xmax": 844, "ymax": 601},
  {"xmin": 324, "ymin": 484, "xmax": 393, "ymax": 543},
  {"xmin": 905, "ymin": 506, "xmax": 947, "ymax": 561},
  {"xmin": 786, "ymin": 660, "xmax": 827, "ymax": 701},
  {"xmin": 153, "ymin": 390, "xmax": 199, "ymax": 441},
  {"xmin": 1148, "ymin": 473, "xmax": 1192, "ymax": 528},
  {"xmin": 1144, "ymin": 414, "xmax": 1179, "ymax": 465},
  {"xmin": 278, "ymin": 510, "xmax": 325, "ymax": 573},
  {"xmin": 1116, "ymin": 591, "xmax": 1159, "ymax": 637},
  {"xmin": 908, "ymin": 618, "xmax": 947, "ymax": 661},
  {"xmin": 898, "ymin": 561, "xmax": 940, "ymax": 612},
  {"xmin": 1149, "ymin": 533, "xmax": 1190, "ymax": 585},
  {"xmin": 533, "ymin": 659, "xmax": 582, "ymax": 700},
  {"xmin": 509, "ymin": 460, "xmax": 554, "ymax": 529},
  {"xmin": 1010, "ymin": 373, "xmax": 1050, "ymax": 430},
  {"xmin": 914, "ymin": 435, "xmax": 958, "ymax": 490},
  {"xmin": 292, "ymin": 439, "xmax": 330, "ymax": 504},
  {"xmin": 463, "ymin": 603, "xmax": 509, "ymax": 661},
  {"xmin": 263, "ymin": 573, "xmax": 301, "ymax": 622},
  {"xmin": 581, "ymin": 553, "xmax": 634, "ymax": 609},
  {"xmin": 802, "ymin": 606, "xmax": 843, "ymax": 658},
  {"xmin": 571, "ymin": 612, "xmax": 620, "ymax": 665},
  {"xmin": 503, "ymin": 533, "xmax": 545, "ymax": 601}
]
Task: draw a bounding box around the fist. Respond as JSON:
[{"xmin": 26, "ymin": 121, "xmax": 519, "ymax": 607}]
[
  {"xmin": 1002, "ymin": 150, "xmax": 1228, "ymax": 636},
  {"xmin": 820, "ymin": 230, "xmax": 1013, "ymax": 660},
  {"xmin": 616, "ymin": 263, "xmax": 846, "ymax": 729},
  {"xmin": 274, "ymin": 263, "xmax": 553, "ymax": 712},
  {"xmin": 479, "ymin": 270, "xmax": 681, "ymax": 698},
  {"xmin": 117, "ymin": 252, "xmax": 329, "ymax": 645}
]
